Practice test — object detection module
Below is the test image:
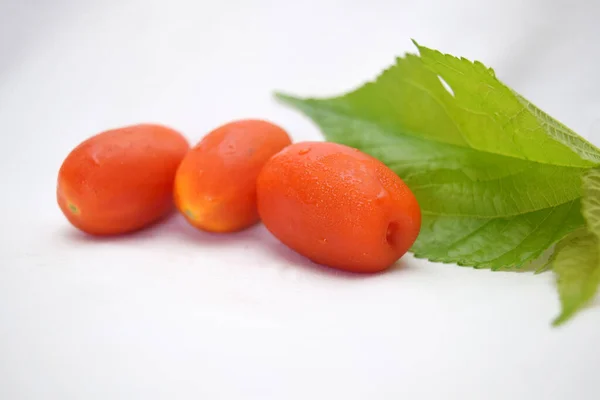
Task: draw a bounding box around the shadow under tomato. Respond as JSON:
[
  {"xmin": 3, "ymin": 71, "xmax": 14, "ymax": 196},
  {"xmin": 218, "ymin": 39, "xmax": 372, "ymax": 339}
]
[
  {"xmin": 59, "ymin": 212, "xmax": 174, "ymax": 244},
  {"xmin": 60, "ymin": 212, "xmax": 266, "ymax": 247},
  {"xmin": 262, "ymin": 234, "xmax": 409, "ymax": 280},
  {"xmin": 165, "ymin": 214, "xmax": 267, "ymax": 247},
  {"xmin": 60, "ymin": 212, "xmax": 411, "ymax": 279}
]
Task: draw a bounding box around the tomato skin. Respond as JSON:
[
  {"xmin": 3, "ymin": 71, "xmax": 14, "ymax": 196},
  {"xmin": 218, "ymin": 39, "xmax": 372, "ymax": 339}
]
[
  {"xmin": 256, "ymin": 141, "xmax": 421, "ymax": 273},
  {"xmin": 57, "ymin": 124, "xmax": 190, "ymax": 235},
  {"xmin": 174, "ymin": 119, "xmax": 292, "ymax": 233}
]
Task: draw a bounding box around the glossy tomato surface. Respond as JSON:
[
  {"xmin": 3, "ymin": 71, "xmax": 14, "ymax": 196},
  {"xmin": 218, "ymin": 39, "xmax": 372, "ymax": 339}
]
[
  {"xmin": 57, "ymin": 124, "xmax": 190, "ymax": 235},
  {"xmin": 257, "ymin": 141, "xmax": 421, "ymax": 273},
  {"xmin": 174, "ymin": 119, "xmax": 292, "ymax": 233}
]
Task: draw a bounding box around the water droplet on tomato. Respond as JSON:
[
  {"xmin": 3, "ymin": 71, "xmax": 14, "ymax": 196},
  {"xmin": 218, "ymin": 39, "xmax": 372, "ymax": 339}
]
[
  {"xmin": 376, "ymin": 188, "xmax": 388, "ymax": 200},
  {"xmin": 298, "ymin": 148, "xmax": 311, "ymax": 155}
]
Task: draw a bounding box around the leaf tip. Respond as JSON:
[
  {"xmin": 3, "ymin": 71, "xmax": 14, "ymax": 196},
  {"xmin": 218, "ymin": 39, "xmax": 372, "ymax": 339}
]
[
  {"xmin": 273, "ymin": 91, "xmax": 298, "ymax": 103},
  {"xmin": 552, "ymin": 300, "xmax": 591, "ymax": 327},
  {"xmin": 551, "ymin": 311, "xmax": 571, "ymax": 327},
  {"xmin": 410, "ymin": 38, "xmax": 427, "ymax": 55},
  {"xmin": 534, "ymin": 264, "xmax": 552, "ymax": 275},
  {"xmin": 273, "ymin": 91, "xmax": 308, "ymax": 110}
]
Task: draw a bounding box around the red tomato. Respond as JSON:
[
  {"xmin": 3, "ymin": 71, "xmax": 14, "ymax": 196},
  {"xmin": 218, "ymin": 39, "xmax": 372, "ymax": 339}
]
[
  {"xmin": 174, "ymin": 119, "xmax": 292, "ymax": 233},
  {"xmin": 257, "ymin": 141, "xmax": 421, "ymax": 273},
  {"xmin": 57, "ymin": 124, "xmax": 190, "ymax": 235}
]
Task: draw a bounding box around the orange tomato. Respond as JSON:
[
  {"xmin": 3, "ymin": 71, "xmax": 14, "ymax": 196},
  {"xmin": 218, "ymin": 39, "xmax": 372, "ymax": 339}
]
[
  {"xmin": 257, "ymin": 141, "xmax": 421, "ymax": 273},
  {"xmin": 57, "ymin": 124, "xmax": 190, "ymax": 235},
  {"xmin": 174, "ymin": 119, "xmax": 292, "ymax": 233}
]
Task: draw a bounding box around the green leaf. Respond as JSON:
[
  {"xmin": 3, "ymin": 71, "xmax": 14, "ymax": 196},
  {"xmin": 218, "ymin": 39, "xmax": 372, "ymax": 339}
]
[
  {"xmin": 552, "ymin": 230, "xmax": 600, "ymax": 326},
  {"xmin": 413, "ymin": 200, "xmax": 583, "ymax": 270},
  {"xmin": 512, "ymin": 92, "xmax": 600, "ymax": 165},
  {"xmin": 275, "ymin": 41, "xmax": 600, "ymax": 269},
  {"xmin": 412, "ymin": 41, "xmax": 600, "ymax": 166},
  {"xmin": 582, "ymin": 168, "xmax": 600, "ymax": 237},
  {"xmin": 552, "ymin": 168, "xmax": 600, "ymax": 325}
]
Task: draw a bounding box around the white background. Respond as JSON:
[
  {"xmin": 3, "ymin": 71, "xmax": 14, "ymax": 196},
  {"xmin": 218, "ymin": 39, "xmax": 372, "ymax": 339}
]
[{"xmin": 1, "ymin": 0, "xmax": 599, "ymax": 399}]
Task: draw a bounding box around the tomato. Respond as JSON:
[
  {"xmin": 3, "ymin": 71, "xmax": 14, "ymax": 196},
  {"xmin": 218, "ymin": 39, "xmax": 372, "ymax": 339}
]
[
  {"xmin": 174, "ymin": 119, "xmax": 292, "ymax": 233},
  {"xmin": 57, "ymin": 124, "xmax": 190, "ymax": 235},
  {"xmin": 256, "ymin": 141, "xmax": 421, "ymax": 273}
]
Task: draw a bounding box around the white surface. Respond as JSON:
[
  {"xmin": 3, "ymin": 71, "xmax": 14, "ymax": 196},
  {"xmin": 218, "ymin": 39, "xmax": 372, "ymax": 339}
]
[{"xmin": 1, "ymin": 0, "xmax": 599, "ymax": 399}]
